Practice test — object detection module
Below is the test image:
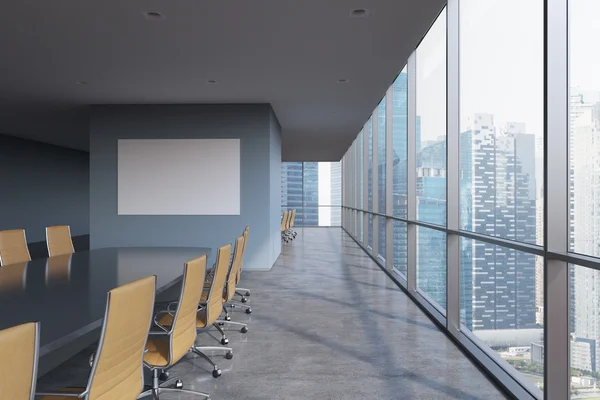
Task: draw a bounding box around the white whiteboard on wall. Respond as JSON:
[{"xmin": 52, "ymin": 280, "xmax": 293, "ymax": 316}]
[{"xmin": 118, "ymin": 139, "xmax": 240, "ymax": 215}]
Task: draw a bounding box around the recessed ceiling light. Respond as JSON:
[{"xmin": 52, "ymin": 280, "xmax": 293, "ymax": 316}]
[
  {"xmin": 337, "ymin": 79, "xmax": 350, "ymax": 84},
  {"xmin": 144, "ymin": 11, "xmax": 164, "ymax": 20},
  {"xmin": 350, "ymin": 9, "xmax": 369, "ymax": 18},
  {"xmin": 76, "ymin": 81, "xmax": 88, "ymax": 85},
  {"xmin": 207, "ymin": 79, "xmax": 218, "ymax": 85}
]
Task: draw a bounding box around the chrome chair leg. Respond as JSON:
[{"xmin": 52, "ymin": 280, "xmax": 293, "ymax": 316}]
[
  {"xmin": 138, "ymin": 369, "xmax": 210, "ymax": 399},
  {"xmin": 236, "ymin": 288, "xmax": 251, "ymax": 297},
  {"xmin": 191, "ymin": 346, "xmax": 232, "ymax": 378},
  {"xmin": 222, "ymin": 304, "xmax": 231, "ymax": 321},
  {"xmin": 228, "ymin": 300, "xmax": 252, "ymax": 314},
  {"xmin": 213, "ymin": 323, "xmax": 229, "ymax": 345},
  {"xmin": 217, "ymin": 319, "xmax": 248, "ymax": 333}
]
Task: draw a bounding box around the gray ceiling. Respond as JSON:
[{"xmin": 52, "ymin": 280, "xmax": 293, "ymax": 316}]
[{"xmin": 0, "ymin": 0, "xmax": 444, "ymax": 161}]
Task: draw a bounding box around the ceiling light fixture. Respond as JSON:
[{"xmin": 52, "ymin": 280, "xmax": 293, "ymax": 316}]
[
  {"xmin": 144, "ymin": 11, "xmax": 164, "ymax": 20},
  {"xmin": 350, "ymin": 9, "xmax": 369, "ymax": 17},
  {"xmin": 337, "ymin": 79, "xmax": 349, "ymax": 84}
]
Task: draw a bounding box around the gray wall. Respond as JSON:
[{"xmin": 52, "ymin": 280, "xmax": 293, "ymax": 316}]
[
  {"xmin": 269, "ymin": 110, "xmax": 282, "ymax": 263},
  {"xmin": 0, "ymin": 134, "xmax": 89, "ymax": 243},
  {"xmin": 89, "ymin": 104, "xmax": 281, "ymax": 271}
]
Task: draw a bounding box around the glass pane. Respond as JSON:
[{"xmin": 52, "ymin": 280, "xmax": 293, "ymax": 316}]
[
  {"xmin": 459, "ymin": 0, "xmax": 543, "ymax": 244},
  {"xmin": 359, "ymin": 211, "xmax": 364, "ymax": 243},
  {"xmin": 359, "ymin": 130, "xmax": 364, "ymax": 210},
  {"xmin": 569, "ymin": 0, "xmax": 600, "ymax": 256},
  {"xmin": 367, "ymin": 118, "xmax": 373, "ymax": 212},
  {"xmin": 571, "ymin": 264, "xmax": 600, "ymax": 397},
  {"xmin": 392, "ymin": 65, "xmax": 409, "ymax": 218},
  {"xmin": 460, "ymin": 238, "xmax": 543, "ymax": 393},
  {"xmin": 392, "ymin": 220, "xmax": 408, "ymax": 277},
  {"xmin": 301, "ymin": 162, "xmax": 319, "ymax": 226},
  {"xmin": 416, "ymin": 226, "xmax": 446, "ymax": 309},
  {"xmin": 281, "ymin": 162, "xmax": 303, "ymax": 224},
  {"xmin": 368, "ymin": 213, "xmax": 373, "ymax": 250},
  {"xmin": 416, "ymin": 9, "xmax": 446, "ymax": 226},
  {"xmin": 378, "ymin": 98, "xmax": 387, "ymax": 259}
]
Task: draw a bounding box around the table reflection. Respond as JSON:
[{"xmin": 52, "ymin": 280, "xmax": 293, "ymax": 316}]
[{"xmin": 45, "ymin": 254, "xmax": 73, "ymax": 287}]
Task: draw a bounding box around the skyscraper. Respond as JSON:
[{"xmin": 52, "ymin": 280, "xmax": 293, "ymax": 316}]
[
  {"xmin": 460, "ymin": 113, "xmax": 537, "ymax": 331},
  {"xmin": 570, "ymin": 91, "xmax": 600, "ymax": 372},
  {"xmin": 330, "ymin": 162, "xmax": 342, "ymax": 226}
]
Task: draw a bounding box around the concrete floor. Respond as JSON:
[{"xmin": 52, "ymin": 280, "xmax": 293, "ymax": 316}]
[{"xmin": 38, "ymin": 228, "xmax": 507, "ymax": 400}]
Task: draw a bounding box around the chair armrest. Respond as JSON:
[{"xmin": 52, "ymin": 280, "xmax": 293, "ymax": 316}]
[
  {"xmin": 148, "ymin": 329, "xmax": 171, "ymax": 337},
  {"xmin": 35, "ymin": 390, "xmax": 86, "ymax": 398},
  {"xmin": 153, "ymin": 310, "xmax": 174, "ymax": 333}
]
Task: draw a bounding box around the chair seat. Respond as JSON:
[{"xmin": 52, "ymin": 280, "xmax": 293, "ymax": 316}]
[
  {"xmin": 196, "ymin": 308, "xmax": 207, "ymax": 329},
  {"xmin": 157, "ymin": 309, "xmax": 208, "ymax": 329},
  {"xmin": 39, "ymin": 387, "xmax": 84, "ymax": 399},
  {"xmin": 144, "ymin": 337, "xmax": 170, "ymax": 367}
]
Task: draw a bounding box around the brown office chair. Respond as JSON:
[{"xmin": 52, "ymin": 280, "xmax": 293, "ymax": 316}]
[
  {"xmin": 149, "ymin": 252, "xmax": 230, "ymax": 386},
  {"xmin": 0, "ymin": 322, "xmax": 39, "ymax": 400},
  {"xmin": 46, "ymin": 225, "xmax": 75, "ymax": 257},
  {"xmin": 281, "ymin": 210, "xmax": 290, "ymax": 243},
  {"xmin": 0, "ymin": 229, "xmax": 31, "ymax": 266},
  {"xmin": 37, "ymin": 276, "xmax": 156, "ymax": 400},
  {"xmin": 234, "ymin": 226, "xmax": 251, "ymax": 298},
  {"xmin": 192, "ymin": 244, "xmax": 235, "ymax": 377},
  {"xmin": 218, "ymin": 235, "xmax": 250, "ymax": 330},
  {"xmin": 290, "ymin": 209, "xmax": 298, "ymax": 238}
]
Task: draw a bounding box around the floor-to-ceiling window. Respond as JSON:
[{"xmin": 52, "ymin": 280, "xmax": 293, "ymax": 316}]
[
  {"xmin": 378, "ymin": 97, "xmax": 387, "ymax": 262},
  {"xmin": 570, "ymin": 0, "xmax": 600, "ymax": 395},
  {"xmin": 338, "ymin": 1, "xmax": 581, "ymax": 398},
  {"xmin": 415, "ymin": 8, "xmax": 447, "ymax": 310},
  {"xmin": 459, "ymin": 0, "xmax": 544, "ymax": 391},
  {"xmin": 392, "ymin": 66, "xmax": 409, "ymax": 277},
  {"xmin": 281, "ymin": 162, "xmax": 342, "ymax": 226}
]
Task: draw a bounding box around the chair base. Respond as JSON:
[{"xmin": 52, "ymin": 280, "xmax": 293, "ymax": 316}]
[
  {"xmin": 217, "ymin": 319, "xmax": 248, "ymax": 333},
  {"xmin": 192, "ymin": 346, "xmax": 233, "ymax": 378},
  {"xmin": 138, "ymin": 370, "xmax": 210, "ymax": 399}
]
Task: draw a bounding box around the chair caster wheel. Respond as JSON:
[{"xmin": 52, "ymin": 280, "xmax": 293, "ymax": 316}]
[
  {"xmin": 245, "ymin": 291, "xmax": 251, "ymax": 297},
  {"xmin": 212, "ymin": 369, "xmax": 222, "ymax": 378},
  {"xmin": 218, "ymin": 321, "xmax": 225, "ymax": 326},
  {"xmin": 175, "ymin": 379, "xmax": 183, "ymax": 389},
  {"xmin": 245, "ymin": 308, "xmax": 252, "ymax": 314},
  {"xmin": 241, "ymin": 326, "xmax": 248, "ymax": 333},
  {"xmin": 221, "ymin": 338, "xmax": 229, "ymax": 345},
  {"xmin": 225, "ymin": 351, "xmax": 234, "ymax": 360},
  {"xmin": 241, "ymin": 297, "xmax": 248, "ymax": 303},
  {"xmin": 230, "ymin": 304, "xmax": 236, "ymax": 308},
  {"xmin": 225, "ymin": 315, "xmax": 231, "ymax": 321},
  {"xmin": 159, "ymin": 371, "xmax": 170, "ymax": 381}
]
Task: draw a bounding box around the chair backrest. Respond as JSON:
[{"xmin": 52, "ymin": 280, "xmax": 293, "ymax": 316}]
[
  {"xmin": 0, "ymin": 322, "xmax": 39, "ymax": 400},
  {"xmin": 236, "ymin": 226, "xmax": 250, "ymax": 284},
  {"xmin": 280, "ymin": 211, "xmax": 289, "ymax": 232},
  {"xmin": 170, "ymin": 255, "xmax": 206, "ymax": 364},
  {"xmin": 290, "ymin": 209, "xmax": 297, "ymax": 228},
  {"xmin": 87, "ymin": 276, "xmax": 156, "ymax": 400},
  {"xmin": 0, "ymin": 229, "xmax": 31, "ymax": 266},
  {"xmin": 224, "ymin": 236, "xmax": 245, "ymax": 302},
  {"xmin": 46, "ymin": 225, "xmax": 75, "ymax": 257},
  {"xmin": 204, "ymin": 243, "xmax": 231, "ymax": 325}
]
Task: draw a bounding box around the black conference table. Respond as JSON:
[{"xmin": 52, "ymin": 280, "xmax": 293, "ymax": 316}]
[{"xmin": 0, "ymin": 246, "xmax": 211, "ymax": 376}]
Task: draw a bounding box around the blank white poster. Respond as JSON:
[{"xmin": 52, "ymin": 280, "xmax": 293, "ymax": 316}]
[{"xmin": 118, "ymin": 139, "xmax": 240, "ymax": 215}]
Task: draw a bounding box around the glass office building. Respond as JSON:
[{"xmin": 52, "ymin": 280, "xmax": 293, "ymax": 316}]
[{"xmin": 339, "ymin": 1, "xmax": 599, "ymax": 398}]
